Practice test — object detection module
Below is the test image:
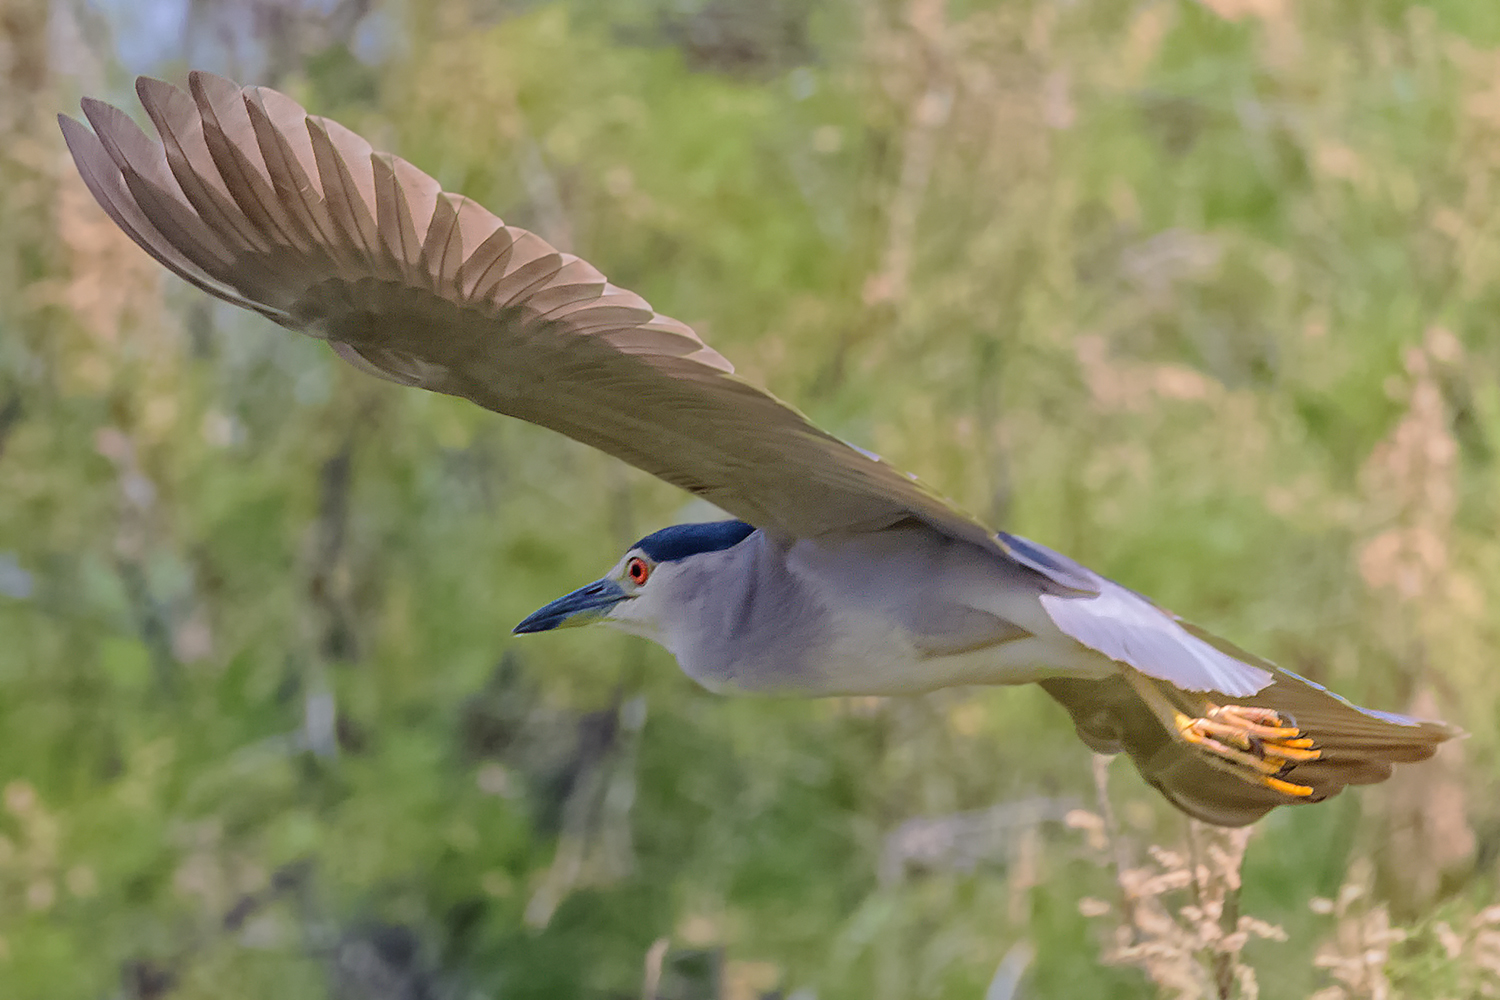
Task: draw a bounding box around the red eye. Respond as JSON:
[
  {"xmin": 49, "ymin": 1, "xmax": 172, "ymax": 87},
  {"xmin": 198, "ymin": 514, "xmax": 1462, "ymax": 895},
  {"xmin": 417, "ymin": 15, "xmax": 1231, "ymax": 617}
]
[{"xmin": 627, "ymin": 557, "xmax": 651, "ymax": 585}]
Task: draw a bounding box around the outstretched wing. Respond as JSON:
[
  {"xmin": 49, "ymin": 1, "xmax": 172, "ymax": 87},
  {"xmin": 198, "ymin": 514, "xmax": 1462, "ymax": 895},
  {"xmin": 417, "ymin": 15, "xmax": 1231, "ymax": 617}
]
[
  {"xmin": 59, "ymin": 73, "xmax": 1462, "ymax": 775},
  {"xmin": 59, "ymin": 72, "xmax": 1002, "ymax": 551}
]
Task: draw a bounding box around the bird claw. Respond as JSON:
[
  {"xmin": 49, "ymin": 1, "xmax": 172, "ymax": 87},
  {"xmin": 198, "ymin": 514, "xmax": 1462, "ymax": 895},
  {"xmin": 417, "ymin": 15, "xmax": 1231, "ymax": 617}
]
[{"xmin": 1175, "ymin": 703, "xmax": 1322, "ymax": 797}]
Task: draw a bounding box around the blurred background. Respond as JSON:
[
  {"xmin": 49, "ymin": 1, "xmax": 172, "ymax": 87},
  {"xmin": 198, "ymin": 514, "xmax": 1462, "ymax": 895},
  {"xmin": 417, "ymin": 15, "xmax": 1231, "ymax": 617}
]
[{"xmin": 3, "ymin": 0, "xmax": 1500, "ymax": 997}]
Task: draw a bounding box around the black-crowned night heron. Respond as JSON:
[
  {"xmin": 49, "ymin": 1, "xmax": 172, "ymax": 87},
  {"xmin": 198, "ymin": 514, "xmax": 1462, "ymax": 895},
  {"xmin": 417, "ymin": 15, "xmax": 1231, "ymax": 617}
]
[{"xmin": 61, "ymin": 73, "xmax": 1457, "ymax": 827}]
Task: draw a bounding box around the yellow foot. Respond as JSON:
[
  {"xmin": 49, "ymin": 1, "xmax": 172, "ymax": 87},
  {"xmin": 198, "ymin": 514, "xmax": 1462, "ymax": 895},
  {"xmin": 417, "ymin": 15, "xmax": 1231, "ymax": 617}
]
[
  {"xmin": 1175, "ymin": 703, "xmax": 1322, "ymax": 797},
  {"xmin": 1261, "ymin": 775, "xmax": 1316, "ymax": 798}
]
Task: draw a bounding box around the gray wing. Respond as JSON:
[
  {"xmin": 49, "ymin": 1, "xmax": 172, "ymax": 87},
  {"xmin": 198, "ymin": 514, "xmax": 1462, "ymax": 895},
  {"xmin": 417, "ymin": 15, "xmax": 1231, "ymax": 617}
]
[
  {"xmin": 59, "ymin": 72, "xmax": 1000, "ymax": 551},
  {"xmin": 1002, "ymin": 532, "xmax": 1273, "ymax": 697}
]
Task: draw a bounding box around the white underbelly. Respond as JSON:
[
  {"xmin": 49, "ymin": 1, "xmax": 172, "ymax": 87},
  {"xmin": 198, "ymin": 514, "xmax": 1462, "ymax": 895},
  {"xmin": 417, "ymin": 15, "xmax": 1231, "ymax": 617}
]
[{"xmin": 687, "ymin": 628, "xmax": 1117, "ymax": 698}]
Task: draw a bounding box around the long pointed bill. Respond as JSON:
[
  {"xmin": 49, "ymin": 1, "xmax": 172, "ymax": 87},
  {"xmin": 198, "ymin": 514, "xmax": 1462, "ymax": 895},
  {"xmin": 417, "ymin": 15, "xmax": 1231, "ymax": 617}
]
[{"xmin": 513, "ymin": 578, "xmax": 628, "ymax": 634}]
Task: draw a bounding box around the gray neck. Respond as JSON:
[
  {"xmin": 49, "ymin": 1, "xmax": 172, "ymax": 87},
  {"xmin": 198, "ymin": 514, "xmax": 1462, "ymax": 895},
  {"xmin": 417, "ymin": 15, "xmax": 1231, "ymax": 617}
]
[{"xmin": 655, "ymin": 530, "xmax": 829, "ymax": 694}]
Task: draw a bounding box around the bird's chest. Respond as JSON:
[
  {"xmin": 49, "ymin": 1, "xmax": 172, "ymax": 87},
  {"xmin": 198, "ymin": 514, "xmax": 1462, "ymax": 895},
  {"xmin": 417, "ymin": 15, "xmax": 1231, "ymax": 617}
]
[
  {"xmin": 683, "ymin": 602, "xmax": 1066, "ymax": 697},
  {"xmin": 674, "ymin": 609, "xmax": 921, "ymax": 696}
]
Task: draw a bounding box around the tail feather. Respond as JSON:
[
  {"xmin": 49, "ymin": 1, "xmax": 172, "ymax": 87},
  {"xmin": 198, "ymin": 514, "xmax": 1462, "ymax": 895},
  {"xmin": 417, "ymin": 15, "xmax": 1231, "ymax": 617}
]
[
  {"xmin": 1177, "ymin": 621, "xmax": 1458, "ymax": 758},
  {"xmin": 1041, "ymin": 644, "xmax": 1459, "ymax": 827}
]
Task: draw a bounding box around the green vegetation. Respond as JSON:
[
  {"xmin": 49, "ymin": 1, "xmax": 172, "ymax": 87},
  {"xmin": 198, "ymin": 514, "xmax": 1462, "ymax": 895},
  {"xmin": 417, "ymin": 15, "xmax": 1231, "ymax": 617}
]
[{"xmin": 3, "ymin": 0, "xmax": 1499, "ymax": 996}]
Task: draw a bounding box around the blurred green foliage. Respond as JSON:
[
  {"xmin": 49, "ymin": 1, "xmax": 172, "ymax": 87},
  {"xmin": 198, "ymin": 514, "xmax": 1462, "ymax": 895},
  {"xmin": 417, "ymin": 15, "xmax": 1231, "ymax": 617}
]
[{"xmin": 3, "ymin": 0, "xmax": 1500, "ymax": 997}]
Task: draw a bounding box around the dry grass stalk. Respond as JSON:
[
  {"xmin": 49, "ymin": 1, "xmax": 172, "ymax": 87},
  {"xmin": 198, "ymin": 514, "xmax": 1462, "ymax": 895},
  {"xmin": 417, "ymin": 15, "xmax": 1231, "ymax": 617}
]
[
  {"xmin": 1357, "ymin": 327, "xmax": 1461, "ymax": 610},
  {"xmin": 1307, "ymin": 860, "xmax": 1406, "ymax": 1000},
  {"xmin": 1355, "ymin": 327, "xmax": 1475, "ymax": 913},
  {"xmin": 1069, "ymin": 758, "xmax": 1286, "ymax": 999},
  {"xmin": 862, "ymin": 0, "xmax": 953, "ymax": 310},
  {"xmin": 1432, "ymin": 905, "xmax": 1500, "ymax": 999},
  {"xmin": 1308, "ymin": 863, "xmax": 1500, "ymax": 999}
]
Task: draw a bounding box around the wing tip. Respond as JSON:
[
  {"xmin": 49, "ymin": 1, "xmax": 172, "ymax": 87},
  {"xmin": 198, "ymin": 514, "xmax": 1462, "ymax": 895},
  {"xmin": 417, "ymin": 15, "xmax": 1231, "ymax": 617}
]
[
  {"xmin": 134, "ymin": 75, "xmax": 178, "ymax": 105},
  {"xmin": 57, "ymin": 110, "xmax": 90, "ymax": 148}
]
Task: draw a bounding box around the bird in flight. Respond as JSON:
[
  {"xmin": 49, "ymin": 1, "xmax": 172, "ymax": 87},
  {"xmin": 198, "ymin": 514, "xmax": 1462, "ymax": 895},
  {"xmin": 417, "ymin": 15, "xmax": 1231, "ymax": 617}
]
[{"xmin": 61, "ymin": 73, "xmax": 1456, "ymax": 826}]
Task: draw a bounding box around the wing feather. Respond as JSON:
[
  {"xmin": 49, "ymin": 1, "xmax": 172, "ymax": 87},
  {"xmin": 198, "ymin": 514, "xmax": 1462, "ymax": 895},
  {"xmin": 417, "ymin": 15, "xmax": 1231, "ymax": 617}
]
[
  {"xmin": 391, "ymin": 153, "xmax": 441, "ymax": 247},
  {"xmin": 81, "ymin": 98, "xmax": 237, "ymax": 281},
  {"xmin": 1041, "ymin": 580, "xmax": 1273, "ymax": 697},
  {"xmin": 480, "ymin": 235, "xmax": 564, "ymax": 307},
  {"xmin": 305, "ymin": 118, "xmax": 385, "ymax": 273},
  {"xmin": 59, "ymin": 114, "xmax": 248, "ymax": 308},
  {"xmin": 420, "ymin": 192, "xmax": 463, "ymax": 290},
  {"xmin": 456, "ymin": 224, "xmax": 517, "ymax": 301},
  {"xmin": 61, "ymin": 72, "xmax": 1004, "ymax": 553},
  {"xmin": 238, "ymin": 82, "xmax": 347, "ymax": 256},
  {"xmin": 137, "ymin": 77, "xmax": 272, "ymax": 259},
  {"xmin": 371, "ymin": 152, "xmax": 422, "ymax": 280},
  {"xmin": 192, "ymin": 75, "xmax": 313, "ymax": 258}
]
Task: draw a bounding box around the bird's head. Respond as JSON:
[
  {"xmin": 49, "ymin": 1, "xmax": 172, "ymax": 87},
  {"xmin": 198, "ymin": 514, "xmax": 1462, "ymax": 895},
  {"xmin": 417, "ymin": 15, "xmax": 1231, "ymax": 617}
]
[{"xmin": 512, "ymin": 520, "xmax": 755, "ymax": 643}]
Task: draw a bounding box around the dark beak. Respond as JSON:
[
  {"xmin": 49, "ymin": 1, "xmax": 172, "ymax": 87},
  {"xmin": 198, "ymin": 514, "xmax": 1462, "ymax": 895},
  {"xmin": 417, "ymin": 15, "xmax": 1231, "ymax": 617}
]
[{"xmin": 513, "ymin": 578, "xmax": 627, "ymax": 634}]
